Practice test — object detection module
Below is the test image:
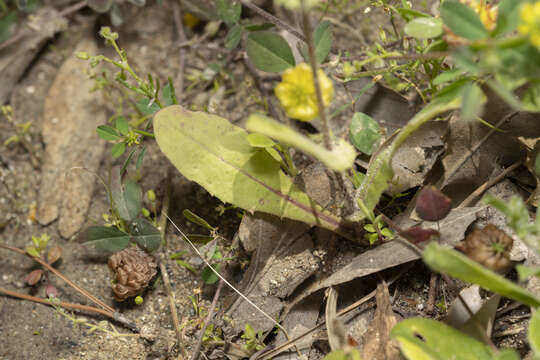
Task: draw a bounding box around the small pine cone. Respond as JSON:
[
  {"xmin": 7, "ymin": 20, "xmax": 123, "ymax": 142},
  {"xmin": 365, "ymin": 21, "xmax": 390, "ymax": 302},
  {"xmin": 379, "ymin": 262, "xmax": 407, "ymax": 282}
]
[
  {"xmin": 108, "ymin": 246, "xmax": 157, "ymax": 301},
  {"xmin": 458, "ymin": 224, "xmax": 514, "ymax": 273}
]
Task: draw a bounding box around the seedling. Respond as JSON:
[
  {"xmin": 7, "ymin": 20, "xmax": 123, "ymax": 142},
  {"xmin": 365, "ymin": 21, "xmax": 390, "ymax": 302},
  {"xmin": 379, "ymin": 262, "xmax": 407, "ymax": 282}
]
[
  {"xmin": 83, "ymin": 167, "xmax": 161, "ymax": 255},
  {"xmin": 241, "ymin": 323, "xmax": 265, "ymax": 353},
  {"xmin": 24, "ymin": 233, "xmax": 62, "ymax": 297}
]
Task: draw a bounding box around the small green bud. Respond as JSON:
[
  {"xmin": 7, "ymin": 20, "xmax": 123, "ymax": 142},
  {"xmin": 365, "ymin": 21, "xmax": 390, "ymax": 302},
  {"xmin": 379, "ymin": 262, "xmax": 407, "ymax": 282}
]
[
  {"xmin": 204, "ymin": 21, "xmax": 221, "ymax": 36},
  {"xmin": 147, "ymin": 190, "xmax": 156, "ymax": 202},
  {"xmin": 76, "ymin": 52, "xmax": 90, "ymax": 60},
  {"xmin": 134, "ymin": 296, "xmax": 143, "ymax": 305},
  {"xmin": 141, "ymin": 208, "xmax": 150, "ymax": 217}
]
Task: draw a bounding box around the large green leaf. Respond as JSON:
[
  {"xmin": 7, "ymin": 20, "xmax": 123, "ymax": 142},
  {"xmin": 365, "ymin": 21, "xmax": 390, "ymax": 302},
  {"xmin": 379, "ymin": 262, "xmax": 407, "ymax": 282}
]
[
  {"xmin": 154, "ymin": 105, "xmax": 349, "ymax": 237},
  {"xmin": 84, "ymin": 226, "xmax": 131, "ymax": 254},
  {"xmin": 423, "ymin": 242, "xmax": 540, "ymax": 308},
  {"xmin": 440, "ymin": 0, "xmax": 488, "ymax": 40},
  {"xmin": 392, "ymin": 318, "xmax": 499, "ymax": 360},
  {"xmin": 246, "ymin": 31, "xmax": 295, "ymax": 72}
]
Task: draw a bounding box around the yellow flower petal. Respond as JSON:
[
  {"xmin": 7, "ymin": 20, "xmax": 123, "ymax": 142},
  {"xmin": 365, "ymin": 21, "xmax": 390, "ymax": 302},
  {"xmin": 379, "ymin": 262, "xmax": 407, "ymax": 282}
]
[{"xmin": 274, "ymin": 63, "xmax": 334, "ymax": 122}]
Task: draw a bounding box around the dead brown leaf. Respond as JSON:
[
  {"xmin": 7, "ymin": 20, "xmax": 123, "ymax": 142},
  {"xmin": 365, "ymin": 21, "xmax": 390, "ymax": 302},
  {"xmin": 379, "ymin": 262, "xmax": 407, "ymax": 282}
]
[{"xmin": 361, "ymin": 282, "xmax": 401, "ymax": 360}]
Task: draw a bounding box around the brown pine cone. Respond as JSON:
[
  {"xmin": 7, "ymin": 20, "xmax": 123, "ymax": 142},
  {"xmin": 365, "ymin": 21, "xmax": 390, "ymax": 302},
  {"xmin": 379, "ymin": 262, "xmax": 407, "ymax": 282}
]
[
  {"xmin": 457, "ymin": 224, "xmax": 514, "ymax": 274},
  {"xmin": 108, "ymin": 246, "xmax": 158, "ymax": 301}
]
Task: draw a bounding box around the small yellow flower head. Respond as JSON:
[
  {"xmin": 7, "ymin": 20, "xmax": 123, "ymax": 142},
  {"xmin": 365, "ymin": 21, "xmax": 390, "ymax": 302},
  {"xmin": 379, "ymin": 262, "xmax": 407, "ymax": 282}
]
[
  {"xmin": 518, "ymin": 1, "xmax": 540, "ymax": 50},
  {"xmin": 274, "ymin": 63, "xmax": 334, "ymax": 122},
  {"xmin": 460, "ymin": 0, "xmax": 498, "ymax": 30}
]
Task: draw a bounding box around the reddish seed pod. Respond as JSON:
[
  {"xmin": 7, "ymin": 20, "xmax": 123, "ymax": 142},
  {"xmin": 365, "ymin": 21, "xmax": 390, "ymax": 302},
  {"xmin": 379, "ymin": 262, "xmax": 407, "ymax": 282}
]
[
  {"xmin": 399, "ymin": 226, "xmax": 440, "ymax": 245},
  {"xmin": 415, "ymin": 186, "xmax": 452, "ymax": 221},
  {"xmin": 46, "ymin": 284, "xmax": 58, "ymax": 298}
]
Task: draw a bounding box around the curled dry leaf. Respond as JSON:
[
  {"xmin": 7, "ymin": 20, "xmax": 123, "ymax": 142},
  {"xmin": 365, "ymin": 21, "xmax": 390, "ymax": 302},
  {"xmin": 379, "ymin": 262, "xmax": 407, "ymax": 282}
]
[
  {"xmin": 25, "ymin": 269, "xmax": 43, "ymax": 286},
  {"xmin": 108, "ymin": 246, "xmax": 157, "ymax": 301},
  {"xmin": 416, "ymin": 185, "xmax": 452, "ymax": 221},
  {"xmin": 47, "ymin": 245, "xmax": 62, "ymax": 265},
  {"xmin": 457, "ymin": 224, "xmax": 514, "ymax": 273}
]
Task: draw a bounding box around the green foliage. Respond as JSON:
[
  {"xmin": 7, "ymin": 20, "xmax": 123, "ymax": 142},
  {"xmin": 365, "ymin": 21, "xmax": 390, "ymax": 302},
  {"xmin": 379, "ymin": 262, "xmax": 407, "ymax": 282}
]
[
  {"xmin": 348, "ymin": 112, "xmax": 381, "ymax": 155},
  {"xmin": 483, "ymin": 195, "xmax": 540, "ymax": 253},
  {"xmin": 241, "ymin": 324, "xmax": 265, "ymax": 352},
  {"xmin": 423, "ymin": 242, "xmax": 540, "ymax": 308},
  {"xmin": 246, "ymin": 113, "xmax": 356, "ymax": 171},
  {"xmin": 153, "ymin": 106, "xmax": 348, "ymax": 237},
  {"xmin": 322, "ymin": 349, "xmax": 362, "ymax": 360},
  {"xmin": 83, "ymin": 168, "xmax": 160, "ymax": 254},
  {"xmin": 215, "ymin": 0, "xmax": 241, "ymax": 27},
  {"xmin": 246, "ymin": 31, "xmax": 296, "ymax": 72},
  {"xmin": 392, "ymin": 318, "xmax": 517, "ymax": 360},
  {"xmin": 363, "ymin": 215, "xmax": 393, "ymax": 245},
  {"xmin": 440, "ymin": 1, "xmax": 488, "ymax": 40},
  {"xmin": 404, "ymin": 17, "xmax": 443, "ymax": 39},
  {"xmin": 530, "ymin": 310, "xmax": 540, "ymax": 359},
  {"xmin": 183, "ymin": 209, "xmax": 215, "ymax": 231},
  {"xmin": 0, "ymin": 10, "xmax": 16, "ymax": 43},
  {"xmin": 25, "ymin": 233, "xmax": 50, "ymax": 257},
  {"xmin": 299, "ymin": 20, "xmax": 333, "ymax": 63}
]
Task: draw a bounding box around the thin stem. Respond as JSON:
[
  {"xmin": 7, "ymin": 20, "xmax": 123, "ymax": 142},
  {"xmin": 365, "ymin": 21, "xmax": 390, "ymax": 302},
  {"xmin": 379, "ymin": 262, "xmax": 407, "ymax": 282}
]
[
  {"xmin": 239, "ymin": 0, "xmax": 305, "ymax": 42},
  {"xmin": 457, "ymin": 160, "xmax": 522, "ymax": 208},
  {"xmin": 0, "ymin": 286, "xmax": 113, "ymax": 318},
  {"xmin": 301, "ymin": 7, "xmax": 332, "ymax": 150},
  {"xmin": 156, "ymin": 173, "xmax": 186, "ymax": 357},
  {"xmin": 191, "ymin": 279, "xmax": 224, "ymax": 360},
  {"xmin": 443, "ymin": 112, "xmax": 518, "ymax": 187},
  {"xmin": 0, "ymin": 243, "xmax": 113, "ymax": 313}
]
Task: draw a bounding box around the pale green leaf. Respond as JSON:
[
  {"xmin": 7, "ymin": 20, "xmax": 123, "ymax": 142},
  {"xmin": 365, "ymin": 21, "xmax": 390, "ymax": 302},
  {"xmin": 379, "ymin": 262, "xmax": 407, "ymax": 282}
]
[
  {"xmin": 404, "ymin": 17, "xmax": 443, "ymax": 39},
  {"xmin": 183, "ymin": 209, "xmax": 215, "ymax": 230},
  {"xmin": 461, "ymin": 83, "xmax": 486, "ymax": 122},
  {"xmin": 392, "ymin": 318, "xmax": 495, "ymax": 360},
  {"xmin": 154, "ymin": 105, "xmax": 349, "ymax": 237},
  {"xmin": 349, "ymin": 112, "xmax": 381, "ymax": 155},
  {"xmin": 423, "ymin": 242, "xmax": 540, "ymax": 308},
  {"xmin": 246, "ymin": 113, "xmax": 356, "ymax": 171},
  {"xmin": 529, "ymin": 310, "xmax": 540, "ymax": 357},
  {"xmin": 247, "ymin": 133, "xmax": 276, "ymax": 148}
]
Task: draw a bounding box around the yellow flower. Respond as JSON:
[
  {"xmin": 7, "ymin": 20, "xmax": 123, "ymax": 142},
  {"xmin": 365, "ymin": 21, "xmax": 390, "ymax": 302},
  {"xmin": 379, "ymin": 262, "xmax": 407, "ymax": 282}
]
[
  {"xmin": 518, "ymin": 1, "xmax": 540, "ymax": 49},
  {"xmin": 460, "ymin": 0, "xmax": 498, "ymax": 31},
  {"xmin": 274, "ymin": 63, "xmax": 333, "ymax": 122}
]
